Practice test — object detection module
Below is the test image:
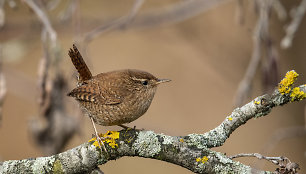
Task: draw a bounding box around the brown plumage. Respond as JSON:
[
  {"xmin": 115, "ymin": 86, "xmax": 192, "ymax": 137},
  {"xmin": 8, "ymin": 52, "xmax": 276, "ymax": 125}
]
[{"xmin": 68, "ymin": 45, "xmax": 170, "ymax": 127}]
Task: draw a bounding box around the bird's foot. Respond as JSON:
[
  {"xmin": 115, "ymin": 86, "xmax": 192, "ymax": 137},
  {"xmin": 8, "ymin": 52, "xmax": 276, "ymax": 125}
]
[{"xmin": 119, "ymin": 124, "xmax": 144, "ymax": 131}]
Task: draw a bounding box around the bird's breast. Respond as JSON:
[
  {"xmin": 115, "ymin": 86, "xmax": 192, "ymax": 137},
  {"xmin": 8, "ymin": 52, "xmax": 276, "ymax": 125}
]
[{"xmin": 79, "ymin": 87, "xmax": 157, "ymax": 126}]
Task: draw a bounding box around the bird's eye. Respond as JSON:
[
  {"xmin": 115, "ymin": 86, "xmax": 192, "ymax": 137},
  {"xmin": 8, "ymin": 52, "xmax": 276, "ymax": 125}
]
[{"xmin": 142, "ymin": 80, "xmax": 148, "ymax": 85}]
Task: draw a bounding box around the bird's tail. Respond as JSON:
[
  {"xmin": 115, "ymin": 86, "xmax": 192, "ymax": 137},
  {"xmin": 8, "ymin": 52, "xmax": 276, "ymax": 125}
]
[{"xmin": 68, "ymin": 44, "xmax": 92, "ymax": 82}]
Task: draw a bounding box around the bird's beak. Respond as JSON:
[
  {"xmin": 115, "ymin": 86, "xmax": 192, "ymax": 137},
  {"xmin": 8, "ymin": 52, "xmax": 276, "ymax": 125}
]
[{"xmin": 156, "ymin": 79, "xmax": 171, "ymax": 85}]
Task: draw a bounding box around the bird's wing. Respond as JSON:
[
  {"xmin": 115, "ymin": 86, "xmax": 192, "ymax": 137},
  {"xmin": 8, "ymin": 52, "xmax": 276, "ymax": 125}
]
[{"xmin": 67, "ymin": 81, "xmax": 123, "ymax": 105}]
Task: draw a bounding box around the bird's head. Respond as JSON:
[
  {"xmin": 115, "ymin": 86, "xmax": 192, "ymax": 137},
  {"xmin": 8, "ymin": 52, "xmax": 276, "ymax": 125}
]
[{"xmin": 127, "ymin": 69, "xmax": 170, "ymax": 94}]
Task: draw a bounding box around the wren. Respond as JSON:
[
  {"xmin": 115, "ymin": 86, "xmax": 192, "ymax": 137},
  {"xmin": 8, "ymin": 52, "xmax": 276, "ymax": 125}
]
[{"xmin": 67, "ymin": 45, "xmax": 170, "ymax": 128}]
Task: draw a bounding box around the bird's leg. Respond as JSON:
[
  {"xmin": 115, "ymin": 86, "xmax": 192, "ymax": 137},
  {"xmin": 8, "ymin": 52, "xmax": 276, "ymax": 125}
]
[{"xmin": 90, "ymin": 117, "xmax": 108, "ymax": 154}]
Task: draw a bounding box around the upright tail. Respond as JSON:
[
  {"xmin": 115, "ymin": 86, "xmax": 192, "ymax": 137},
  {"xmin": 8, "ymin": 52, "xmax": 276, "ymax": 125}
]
[{"xmin": 68, "ymin": 44, "xmax": 92, "ymax": 82}]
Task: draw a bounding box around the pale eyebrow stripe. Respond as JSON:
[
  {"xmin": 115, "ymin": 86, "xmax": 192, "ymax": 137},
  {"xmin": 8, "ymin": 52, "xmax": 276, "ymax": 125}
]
[{"xmin": 131, "ymin": 77, "xmax": 147, "ymax": 81}]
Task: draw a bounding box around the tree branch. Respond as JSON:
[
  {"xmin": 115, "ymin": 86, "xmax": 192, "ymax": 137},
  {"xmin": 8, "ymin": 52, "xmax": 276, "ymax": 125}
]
[
  {"xmin": 0, "ymin": 129, "xmax": 261, "ymax": 174},
  {"xmin": 1, "ymin": 71, "xmax": 304, "ymax": 173}
]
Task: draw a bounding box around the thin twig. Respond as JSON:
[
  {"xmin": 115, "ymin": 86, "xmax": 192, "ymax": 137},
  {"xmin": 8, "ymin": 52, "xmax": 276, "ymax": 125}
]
[
  {"xmin": 281, "ymin": 0, "xmax": 306, "ymax": 49},
  {"xmin": 131, "ymin": 0, "xmax": 227, "ymax": 28},
  {"xmin": 83, "ymin": 0, "xmax": 227, "ymax": 44},
  {"xmin": 30, "ymin": 30, "xmax": 79, "ymax": 155},
  {"xmin": 58, "ymin": 0, "xmax": 78, "ymax": 22},
  {"xmin": 0, "ymin": 0, "xmax": 5, "ymax": 28},
  {"xmin": 46, "ymin": 0, "xmax": 60, "ymax": 11},
  {"xmin": 253, "ymin": 126, "xmax": 306, "ymax": 171},
  {"xmin": 229, "ymin": 153, "xmax": 286, "ymax": 165},
  {"xmin": 229, "ymin": 153, "xmax": 300, "ymax": 173},
  {"xmin": 37, "ymin": 29, "xmax": 51, "ymax": 113},
  {"xmin": 84, "ymin": 0, "xmax": 146, "ymax": 44},
  {"xmin": 24, "ymin": 0, "xmax": 57, "ymax": 43},
  {"xmin": 0, "ymin": 45, "xmax": 6, "ymax": 127},
  {"xmin": 234, "ymin": 0, "xmax": 272, "ymax": 106},
  {"xmin": 272, "ymin": 0, "xmax": 287, "ymax": 21},
  {"xmin": 123, "ymin": 0, "xmax": 145, "ymax": 27},
  {"xmin": 24, "ymin": 0, "xmax": 78, "ymax": 155}
]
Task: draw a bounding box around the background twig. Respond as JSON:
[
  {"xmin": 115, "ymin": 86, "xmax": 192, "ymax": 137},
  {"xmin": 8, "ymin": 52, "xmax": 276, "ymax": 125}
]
[
  {"xmin": 24, "ymin": 0, "xmax": 79, "ymax": 155},
  {"xmin": 281, "ymin": 0, "xmax": 306, "ymax": 49},
  {"xmin": 0, "ymin": 45, "xmax": 6, "ymax": 127}
]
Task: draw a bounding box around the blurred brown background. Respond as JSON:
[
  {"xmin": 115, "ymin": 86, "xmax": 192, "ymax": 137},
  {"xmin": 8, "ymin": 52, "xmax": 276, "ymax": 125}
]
[{"xmin": 0, "ymin": 0, "xmax": 305, "ymax": 173}]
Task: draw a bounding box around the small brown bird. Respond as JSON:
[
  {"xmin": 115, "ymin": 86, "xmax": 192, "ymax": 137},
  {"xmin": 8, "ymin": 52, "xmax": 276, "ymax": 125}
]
[
  {"xmin": 68, "ymin": 69, "xmax": 170, "ymax": 126},
  {"xmin": 67, "ymin": 45, "xmax": 170, "ymax": 150}
]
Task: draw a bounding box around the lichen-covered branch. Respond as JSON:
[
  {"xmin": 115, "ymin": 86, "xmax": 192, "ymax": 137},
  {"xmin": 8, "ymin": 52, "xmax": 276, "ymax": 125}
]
[
  {"xmin": 0, "ymin": 129, "xmax": 265, "ymax": 174},
  {"xmin": 1, "ymin": 70, "xmax": 304, "ymax": 173},
  {"xmin": 194, "ymin": 71, "xmax": 306, "ymax": 148}
]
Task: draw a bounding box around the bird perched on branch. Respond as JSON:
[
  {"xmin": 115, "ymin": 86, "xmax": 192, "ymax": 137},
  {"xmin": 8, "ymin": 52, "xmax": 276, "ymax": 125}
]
[{"xmin": 67, "ymin": 44, "xmax": 170, "ymax": 151}]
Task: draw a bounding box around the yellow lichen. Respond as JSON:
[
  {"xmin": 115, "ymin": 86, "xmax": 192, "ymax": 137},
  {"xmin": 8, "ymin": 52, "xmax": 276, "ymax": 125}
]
[
  {"xmin": 88, "ymin": 131, "xmax": 120, "ymax": 148},
  {"xmin": 277, "ymin": 70, "xmax": 306, "ymax": 101},
  {"xmin": 180, "ymin": 138, "xmax": 184, "ymax": 143},
  {"xmin": 227, "ymin": 116, "xmax": 233, "ymax": 121},
  {"xmin": 278, "ymin": 70, "xmax": 299, "ymax": 94},
  {"xmin": 52, "ymin": 159, "xmax": 64, "ymax": 174},
  {"xmin": 254, "ymin": 100, "xmax": 260, "ymax": 105},
  {"xmin": 290, "ymin": 87, "xmax": 306, "ymax": 101},
  {"xmin": 196, "ymin": 156, "xmax": 209, "ymax": 163}
]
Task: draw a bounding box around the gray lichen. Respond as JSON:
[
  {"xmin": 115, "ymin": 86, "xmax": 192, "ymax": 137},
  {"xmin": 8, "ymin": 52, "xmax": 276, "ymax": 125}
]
[
  {"xmin": 118, "ymin": 141, "xmax": 135, "ymax": 155},
  {"xmin": 132, "ymin": 131, "xmax": 161, "ymax": 157},
  {"xmin": 32, "ymin": 156, "xmax": 55, "ymax": 173},
  {"xmin": 160, "ymin": 133, "xmax": 176, "ymax": 145}
]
